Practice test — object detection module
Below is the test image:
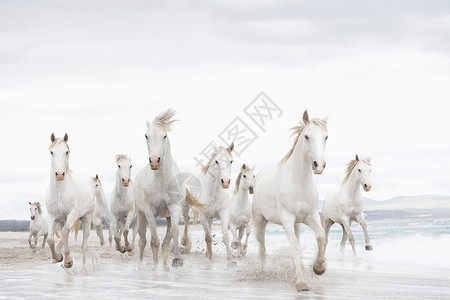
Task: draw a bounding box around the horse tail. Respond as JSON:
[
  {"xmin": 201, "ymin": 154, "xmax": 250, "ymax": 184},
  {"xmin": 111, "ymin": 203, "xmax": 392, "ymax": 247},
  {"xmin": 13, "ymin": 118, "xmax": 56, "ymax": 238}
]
[
  {"xmin": 185, "ymin": 188, "xmax": 205, "ymax": 210},
  {"xmin": 71, "ymin": 219, "xmax": 81, "ymax": 241},
  {"xmin": 54, "ymin": 227, "xmax": 61, "ymax": 239}
]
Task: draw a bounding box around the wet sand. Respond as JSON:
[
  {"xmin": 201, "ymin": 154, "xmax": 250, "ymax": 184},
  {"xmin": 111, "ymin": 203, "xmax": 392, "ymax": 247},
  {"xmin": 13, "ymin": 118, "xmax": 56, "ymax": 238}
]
[{"xmin": 1, "ymin": 224, "xmax": 450, "ymax": 299}]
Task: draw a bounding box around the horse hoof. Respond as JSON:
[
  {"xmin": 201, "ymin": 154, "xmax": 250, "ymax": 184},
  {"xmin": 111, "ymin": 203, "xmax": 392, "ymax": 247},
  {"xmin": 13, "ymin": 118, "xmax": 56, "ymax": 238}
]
[
  {"xmin": 295, "ymin": 282, "xmax": 310, "ymax": 292},
  {"xmin": 126, "ymin": 245, "xmax": 133, "ymax": 252},
  {"xmin": 116, "ymin": 246, "xmax": 126, "ymax": 254},
  {"xmin": 53, "ymin": 253, "xmax": 63, "ymax": 263},
  {"xmin": 100, "ymin": 239, "xmax": 105, "ymax": 246},
  {"xmin": 313, "ymin": 265, "xmax": 325, "ymax": 276},
  {"xmin": 227, "ymin": 261, "xmax": 237, "ymax": 267},
  {"xmin": 64, "ymin": 260, "xmax": 73, "ymax": 269},
  {"xmin": 365, "ymin": 245, "xmax": 373, "ymax": 251},
  {"xmin": 172, "ymin": 258, "xmax": 184, "ymax": 267}
]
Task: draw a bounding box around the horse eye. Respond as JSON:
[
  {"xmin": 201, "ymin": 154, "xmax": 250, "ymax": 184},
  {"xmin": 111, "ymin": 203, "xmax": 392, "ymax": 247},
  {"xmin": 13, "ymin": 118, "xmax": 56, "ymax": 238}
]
[
  {"xmin": 230, "ymin": 160, "xmax": 233, "ymax": 164},
  {"xmin": 163, "ymin": 135, "xmax": 167, "ymax": 139},
  {"xmin": 254, "ymin": 175, "xmax": 256, "ymax": 178},
  {"xmin": 145, "ymin": 134, "xmax": 148, "ymax": 139},
  {"xmin": 325, "ymin": 136, "xmax": 328, "ymax": 140},
  {"xmin": 118, "ymin": 165, "xmax": 121, "ymax": 168},
  {"xmin": 35, "ymin": 208, "xmax": 37, "ymax": 210},
  {"xmin": 96, "ymin": 184, "xmax": 98, "ymax": 187},
  {"xmin": 243, "ymin": 175, "xmax": 246, "ymax": 178},
  {"xmin": 305, "ymin": 135, "xmax": 309, "ymax": 140},
  {"xmin": 65, "ymin": 151, "xmax": 68, "ymax": 155},
  {"xmin": 130, "ymin": 165, "xmax": 132, "ymax": 168},
  {"xmin": 215, "ymin": 160, "xmax": 218, "ymax": 164},
  {"xmin": 358, "ymin": 169, "xmax": 361, "ymax": 172},
  {"xmin": 50, "ymin": 151, "xmax": 53, "ymax": 155}
]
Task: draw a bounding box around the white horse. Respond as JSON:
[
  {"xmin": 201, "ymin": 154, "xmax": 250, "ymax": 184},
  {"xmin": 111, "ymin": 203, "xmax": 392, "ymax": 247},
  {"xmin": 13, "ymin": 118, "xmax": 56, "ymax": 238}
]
[
  {"xmin": 46, "ymin": 133, "xmax": 95, "ymax": 269},
  {"xmin": 28, "ymin": 202, "xmax": 48, "ymax": 250},
  {"xmin": 91, "ymin": 174, "xmax": 113, "ymax": 246},
  {"xmin": 110, "ymin": 154, "xmax": 136, "ymax": 253},
  {"xmin": 252, "ymin": 110, "xmax": 328, "ymax": 292},
  {"xmin": 134, "ymin": 109, "xmax": 186, "ymax": 269},
  {"xmin": 228, "ymin": 164, "xmax": 255, "ymax": 255},
  {"xmin": 322, "ymin": 154, "xmax": 373, "ymax": 255},
  {"xmin": 184, "ymin": 143, "xmax": 236, "ymax": 264}
]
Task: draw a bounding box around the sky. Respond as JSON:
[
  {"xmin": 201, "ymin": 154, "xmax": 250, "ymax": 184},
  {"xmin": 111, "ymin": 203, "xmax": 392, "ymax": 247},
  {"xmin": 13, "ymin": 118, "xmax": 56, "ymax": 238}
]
[{"xmin": 1, "ymin": 0, "xmax": 450, "ymax": 220}]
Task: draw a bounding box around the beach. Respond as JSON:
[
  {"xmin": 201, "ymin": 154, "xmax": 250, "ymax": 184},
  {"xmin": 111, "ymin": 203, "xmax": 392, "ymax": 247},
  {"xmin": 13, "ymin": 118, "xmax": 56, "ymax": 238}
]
[{"xmin": 1, "ymin": 220, "xmax": 450, "ymax": 299}]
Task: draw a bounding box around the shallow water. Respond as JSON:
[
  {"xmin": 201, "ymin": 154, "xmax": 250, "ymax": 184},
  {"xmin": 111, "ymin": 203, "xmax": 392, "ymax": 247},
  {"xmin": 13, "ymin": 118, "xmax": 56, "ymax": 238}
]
[{"xmin": 1, "ymin": 219, "xmax": 450, "ymax": 299}]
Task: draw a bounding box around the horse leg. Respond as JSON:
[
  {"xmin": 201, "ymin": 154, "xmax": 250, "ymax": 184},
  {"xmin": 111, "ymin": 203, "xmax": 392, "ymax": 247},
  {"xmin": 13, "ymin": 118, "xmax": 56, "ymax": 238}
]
[
  {"xmin": 181, "ymin": 203, "xmax": 191, "ymax": 251},
  {"xmin": 47, "ymin": 218, "xmax": 63, "ymax": 263},
  {"xmin": 28, "ymin": 231, "xmax": 34, "ymax": 249},
  {"xmin": 95, "ymin": 222, "xmax": 105, "ymax": 246},
  {"xmin": 108, "ymin": 220, "xmax": 113, "ymax": 247},
  {"xmin": 81, "ymin": 213, "xmax": 92, "ymax": 271},
  {"xmin": 123, "ymin": 211, "xmax": 135, "ymax": 252},
  {"xmin": 230, "ymin": 223, "xmax": 239, "ymax": 249},
  {"xmin": 146, "ymin": 212, "xmax": 160, "ymax": 268},
  {"xmin": 168, "ymin": 205, "xmax": 183, "ymax": 268},
  {"xmin": 200, "ymin": 216, "xmax": 213, "ymax": 261},
  {"xmin": 114, "ymin": 219, "xmax": 126, "ymax": 253},
  {"xmin": 136, "ymin": 211, "xmax": 148, "ymax": 265},
  {"xmin": 242, "ymin": 222, "xmax": 251, "ymax": 254},
  {"xmin": 340, "ymin": 224, "xmax": 348, "ymax": 253},
  {"xmin": 252, "ymin": 204, "xmax": 268, "ymax": 269},
  {"xmin": 160, "ymin": 217, "xmax": 172, "ymax": 271},
  {"xmin": 322, "ymin": 217, "xmax": 334, "ymax": 254},
  {"xmin": 357, "ymin": 214, "xmax": 373, "ymax": 251},
  {"xmin": 342, "ymin": 221, "xmax": 356, "ymax": 255},
  {"xmin": 305, "ymin": 213, "xmax": 326, "ymax": 276},
  {"xmin": 42, "ymin": 232, "xmax": 48, "ymax": 248},
  {"xmin": 294, "ymin": 223, "xmax": 301, "ymax": 242},
  {"xmin": 62, "ymin": 213, "xmax": 78, "ymax": 269},
  {"xmin": 280, "ymin": 213, "xmax": 309, "ymax": 292},
  {"xmin": 219, "ymin": 210, "xmax": 235, "ymax": 264}
]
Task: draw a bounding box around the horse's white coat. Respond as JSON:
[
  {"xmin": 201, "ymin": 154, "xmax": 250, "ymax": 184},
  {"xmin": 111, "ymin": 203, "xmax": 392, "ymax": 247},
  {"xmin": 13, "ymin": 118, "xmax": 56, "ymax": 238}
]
[
  {"xmin": 252, "ymin": 111, "xmax": 328, "ymax": 292},
  {"xmin": 28, "ymin": 202, "xmax": 48, "ymax": 250},
  {"xmin": 45, "ymin": 133, "xmax": 94, "ymax": 270},
  {"xmin": 134, "ymin": 109, "xmax": 185, "ymax": 269},
  {"xmin": 110, "ymin": 155, "xmax": 135, "ymax": 253},
  {"xmin": 228, "ymin": 164, "xmax": 255, "ymax": 254},
  {"xmin": 91, "ymin": 175, "xmax": 113, "ymax": 246},
  {"xmin": 322, "ymin": 155, "xmax": 373, "ymax": 254}
]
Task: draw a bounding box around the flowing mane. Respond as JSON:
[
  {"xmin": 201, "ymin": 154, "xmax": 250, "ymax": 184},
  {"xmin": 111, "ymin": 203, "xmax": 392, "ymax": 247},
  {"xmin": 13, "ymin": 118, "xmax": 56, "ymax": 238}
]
[
  {"xmin": 341, "ymin": 157, "xmax": 371, "ymax": 186},
  {"xmin": 233, "ymin": 164, "xmax": 250, "ymax": 194},
  {"xmin": 152, "ymin": 108, "xmax": 178, "ymax": 132},
  {"xmin": 115, "ymin": 154, "xmax": 128, "ymax": 164},
  {"xmin": 30, "ymin": 202, "xmax": 42, "ymax": 214},
  {"xmin": 278, "ymin": 118, "xmax": 327, "ymax": 166},
  {"xmin": 201, "ymin": 146, "xmax": 233, "ymax": 174}
]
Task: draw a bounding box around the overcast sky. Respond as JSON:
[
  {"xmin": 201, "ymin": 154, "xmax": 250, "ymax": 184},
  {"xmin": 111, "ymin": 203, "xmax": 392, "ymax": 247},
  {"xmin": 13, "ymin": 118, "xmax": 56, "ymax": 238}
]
[{"xmin": 1, "ymin": 0, "xmax": 450, "ymax": 220}]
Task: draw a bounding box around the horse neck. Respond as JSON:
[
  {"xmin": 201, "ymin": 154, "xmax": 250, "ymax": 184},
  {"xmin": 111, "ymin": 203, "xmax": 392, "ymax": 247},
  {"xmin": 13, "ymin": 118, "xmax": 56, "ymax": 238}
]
[
  {"xmin": 282, "ymin": 136, "xmax": 312, "ymax": 183},
  {"xmin": 236, "ymin": 184, "xmax": 249, "ymax": 206},
  {"xmin": 96, "ymin": 186, "xmax": 107, "ymax": 205},
  {"xmin": 204, "ymin": 165, "xmax": 222, "ymax": 194},
  {"xmin": 342, "ymin": 170, "xmax": 361, "ymax": 200}
]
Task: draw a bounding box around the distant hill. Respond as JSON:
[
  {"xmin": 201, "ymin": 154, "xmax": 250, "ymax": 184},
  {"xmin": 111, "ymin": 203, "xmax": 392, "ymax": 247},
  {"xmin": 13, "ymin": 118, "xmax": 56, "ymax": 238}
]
[
  {"xmin": 0, "ymin": 220, "xmax": 30, "ymax": 232},
  {"xmin": 319, "ymin": 195, "xmax": 450, "ymax": 211}
]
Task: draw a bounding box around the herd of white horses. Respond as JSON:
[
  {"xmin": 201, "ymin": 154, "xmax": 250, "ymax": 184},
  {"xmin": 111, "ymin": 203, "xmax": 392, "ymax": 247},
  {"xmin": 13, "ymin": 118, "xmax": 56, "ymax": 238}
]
[{"xmin": 27, "ymin": 109, "xmax": 373, "ymax": 292}]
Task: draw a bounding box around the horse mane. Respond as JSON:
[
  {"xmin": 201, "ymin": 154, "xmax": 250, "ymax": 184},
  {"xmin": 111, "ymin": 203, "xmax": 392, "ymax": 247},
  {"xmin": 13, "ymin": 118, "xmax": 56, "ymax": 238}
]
[
  {"xmin": 233, "ymin": 164, "xmax": 250, "ymax": 194},
  {"xmin": 201, "ymin": 146, "xmax": 233, "ymax": 174},
  {"xmin": 48, "ymin": 138, "xmax": 73, "ymax": 176},
  {"xmin": 30, "ymin": 202, "xmax": 42, "ymax": 214},
  {"xmin": 153, "ymin": 108, "xmax": 178, "ymax": 132},
  {"xmin": 115, "ymin": 154, "xmax": 128, "ymax": 164},
  {"xmin": 278, "ymin": 118, "xmax": 327, "ymax": 166},
  {"xmin": 341, "ymin": 157, "xmax": 372, "ymax": 186}
]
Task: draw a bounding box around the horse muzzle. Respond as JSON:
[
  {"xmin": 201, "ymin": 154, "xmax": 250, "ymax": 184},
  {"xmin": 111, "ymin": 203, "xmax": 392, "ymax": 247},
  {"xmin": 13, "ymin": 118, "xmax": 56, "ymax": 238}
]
[
  {"xmin": 30, "ymin": 216, "xmax": 35, "ymax": 220},
  {"xmin": 313, "ymin": 161, "xmax": 326, "ymax": 175},
  {"xmin": 363, "ymin": 184, "xmax": 372, "ymax": 192},
  {"xmin": 55, "ymin": 171, "xmax": 65, "ymax": 181},
  {"xmin": 149, "ymin": 157, "xmax": 160, "ymax": 170},
  {"xmin": 249, "ymin": 186, "xmax": 254, "ymax": 194},
  {"xmin": 221, "ymin": 179, "xmax": 230, "ymax": 189}
]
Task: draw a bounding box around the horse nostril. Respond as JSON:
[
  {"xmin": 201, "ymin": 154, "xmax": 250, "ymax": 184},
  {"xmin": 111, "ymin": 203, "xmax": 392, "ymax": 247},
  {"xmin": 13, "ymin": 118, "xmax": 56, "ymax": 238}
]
[
  {"xmin": 364, "ymin": 184, "xmax": 367, "ymax": 188},
  {"xmin": 228, "ymin": 179, "xmax": 231, "ymax": 184},
  {"xmin": 158, "ymin": 157, "xmax": 161, "ymax": 163},
  {"xmin": 55, "ymin": 172, "xmax": 58, "ymax": 176},
  {"xmin": 122, "ymin": 178, "xmax": 124, "ymax": 182},
  {"xmin": 221, "ymin": 179, "xmax": 224, "ymax": 184},
  {"xmin": 62, "ymin": 172, "xmax": 65, "ymax": 176},
  {"xmin": 313, "ymin": 161, "xmax": 318, "ymax": 168}
]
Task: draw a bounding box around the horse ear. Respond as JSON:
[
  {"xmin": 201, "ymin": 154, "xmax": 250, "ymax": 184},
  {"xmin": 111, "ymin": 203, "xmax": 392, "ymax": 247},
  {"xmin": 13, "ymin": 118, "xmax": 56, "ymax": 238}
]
[
  {"xmin": 323, "ymin": 114, "xmax": 329, "ymax": 124},
  {"xmin": 95, "ymin": 174, "xmax": 99, "ymax": 180},
  {"xmin": 146, "ymin": 119, "xmax": 151, "ymax": 128},
  {"xmin": 365, "ymin": 157, "xmax": 371, "ymax": 164},
  {"xmin": 227, "ymin": 142, "xmax": 234, "ymax": 153},
  {"xmin": 63, "ymin": 133, "xmax": 68, "ymax": 142},
  {"xmin": 252, "ymin": 165, "xmax": 256, "ymax": 171},
  {"xmin": 50, "ymin": 133, "xmax": 55, "ymax": 142},
  {"xmin": 37, "ymin": 202, "xmax": 40, "ymax": 205},
  {"xmin": 355, "ymin": 154, "xmax": 359, "ymax": 161},
  {"xmin": 302, "ymin": 110, "xmax": 310, "ymax": 124},
  {"xmin": 242, "ymin": 163, "xmax": 246, "ymax": 170},
  {"xmin": 29, "ymin": 202, "xmax": 31, "ymax": 205}
]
